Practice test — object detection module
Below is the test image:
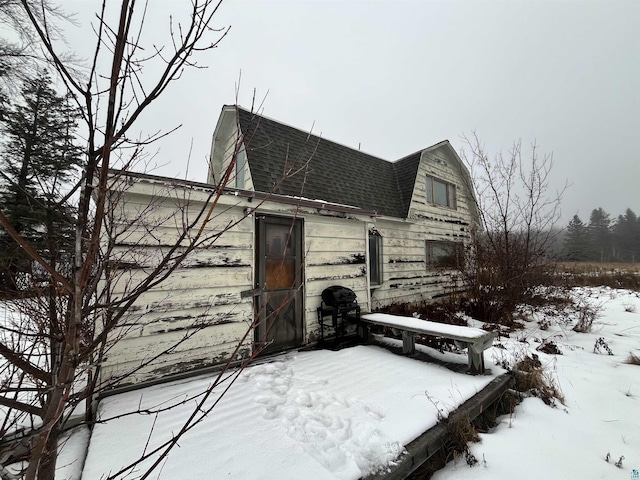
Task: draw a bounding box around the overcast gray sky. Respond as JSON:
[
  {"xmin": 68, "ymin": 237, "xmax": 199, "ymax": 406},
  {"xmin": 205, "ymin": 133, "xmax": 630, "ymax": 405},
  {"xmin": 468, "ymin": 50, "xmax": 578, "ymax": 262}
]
[{"xmin": 65, "ymin": 0, "xmax": 639, "ymax": 224}]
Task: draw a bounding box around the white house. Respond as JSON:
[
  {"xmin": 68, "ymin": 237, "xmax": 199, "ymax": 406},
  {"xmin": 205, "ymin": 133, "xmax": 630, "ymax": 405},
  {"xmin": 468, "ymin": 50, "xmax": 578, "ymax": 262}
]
[{"xmin": 99, "ymin": 105, "xmax": 480, "ymax": 385}]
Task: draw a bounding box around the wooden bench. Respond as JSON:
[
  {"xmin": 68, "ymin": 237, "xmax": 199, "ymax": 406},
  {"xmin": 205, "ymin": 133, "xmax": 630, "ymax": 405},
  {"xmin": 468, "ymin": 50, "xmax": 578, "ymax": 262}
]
[{"xmin": 360, "ymin": 313, "xmax": 496, "ymax": 375}]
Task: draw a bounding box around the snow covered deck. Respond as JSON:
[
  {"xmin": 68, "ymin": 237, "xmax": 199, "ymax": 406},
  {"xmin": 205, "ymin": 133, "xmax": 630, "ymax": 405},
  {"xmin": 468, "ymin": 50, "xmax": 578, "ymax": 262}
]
[
  {"xmin": 81, "ymin": 345, "xmax": 503, "ymax": 479},
  {"xmin": 361, "ymin": 313, "xmax": 496, "ymax": 374}
]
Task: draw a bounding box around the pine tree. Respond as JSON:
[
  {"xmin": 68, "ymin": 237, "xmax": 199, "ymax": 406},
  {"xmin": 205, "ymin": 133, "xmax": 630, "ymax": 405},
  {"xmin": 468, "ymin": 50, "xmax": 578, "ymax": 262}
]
[
  {"xmin": 613, "ymin": 209, "xmax": 639, "ymax": 262},
  {"xmin": 564, "ymin": 214, "xmax": 589, "ymax": 260},
  {"xmin": 587, "ymin": 207, "xmax": 612, "ymax": 262},
  {"xmin": 0, "ymin": 70, "xmax": 82, "ymax": 291}
]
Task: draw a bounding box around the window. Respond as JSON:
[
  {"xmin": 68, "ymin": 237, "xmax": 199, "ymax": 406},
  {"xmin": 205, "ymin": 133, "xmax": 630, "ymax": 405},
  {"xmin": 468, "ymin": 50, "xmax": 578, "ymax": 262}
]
[
  {"xmin": 426, "ymin": 241, "xmax": 463, "ymax": 269},
  {"xmin": 235, "ymin": 149, "xmax": 246, "ymax": 189},
  {"xmin": 426, "ymin": 175, "xmax": 456, "ymax": 209},
  {"xmin": 368, "ymin": 230, "xmax": 383, "ymax": 285}
]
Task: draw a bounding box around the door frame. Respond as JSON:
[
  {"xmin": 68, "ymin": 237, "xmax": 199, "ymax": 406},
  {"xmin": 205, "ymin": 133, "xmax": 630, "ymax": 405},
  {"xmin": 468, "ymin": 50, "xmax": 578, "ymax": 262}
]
[{"xmin": 254, "ymin": 214, "xmax": 305, "ymax": 353}]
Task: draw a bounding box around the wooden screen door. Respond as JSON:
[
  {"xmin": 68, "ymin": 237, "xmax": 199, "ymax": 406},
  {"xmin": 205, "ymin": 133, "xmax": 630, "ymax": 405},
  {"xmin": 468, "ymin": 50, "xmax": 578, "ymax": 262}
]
[{"xmin": 255, "ymin": 216, "xmax": 304, "ymax": 353}]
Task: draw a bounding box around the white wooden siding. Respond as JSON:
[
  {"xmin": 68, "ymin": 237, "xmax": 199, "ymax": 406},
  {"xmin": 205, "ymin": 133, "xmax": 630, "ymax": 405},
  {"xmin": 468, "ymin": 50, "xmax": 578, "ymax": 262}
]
[
  {"xmin": 100, "ymin": 179, "xmax": 255, "ymax": 385},
  {"xmin": 370, "ymin": 146, "xmax": 476, "ymax": 308},
  {"xmin": 208, "ymin": 109, "xmax": 255, "ymax": 190},
  {"xmin": 101, "ymin": 140, "xmax": 478, "ymax": 385},
  {"xmin": 302, "ymin": 215, "xmax": 368, "ymax": 341},
  {"xmin": 99, "ymin": 321, "xmax": 251, "ymax": 385}
]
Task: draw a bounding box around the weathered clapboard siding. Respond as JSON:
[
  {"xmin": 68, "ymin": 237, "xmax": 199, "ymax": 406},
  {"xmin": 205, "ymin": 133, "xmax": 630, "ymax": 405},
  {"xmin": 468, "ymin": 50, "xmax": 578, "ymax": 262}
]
[
  {"xmin": 100, "ymin": 175, "xmax": 258, "ymax": 385},
  {"xmin": 100, "ymin": 121, "xmax": 481, "ymax": 387},
  {"xmin": 302, "ymin": 215, "xmax": 368, "ymax": 338},
  {"xmin": 370, "ymin": 146, "xmax": 476, "ymax": 308},
  {"xmin": 109, "ymin": 265, "xmax": 252, "ymax": 296},
  {"xmin": 111, "ymin": 301, "xmax": 250, "ymax": 336},
  {"xmin": 104, "ymin": 321, "xmax": 249, "ymax": 361},
  {"xmin": 114, "ymin": 288, "xmax": 244, "ymax": 313},
  {"xmin": 109, "ymin": 245, "xmax": 253, "ymax": 270},
  {"xmin": 100, "ymin": 323, "xmax": 252, "ymax": 385},
  {"xmin": 107, "ymin": 197, "xmax": 254, "ymax": 246},
  {"xmin": 209, "ymin": 114, "xmax": 256, "ymax": 191}
]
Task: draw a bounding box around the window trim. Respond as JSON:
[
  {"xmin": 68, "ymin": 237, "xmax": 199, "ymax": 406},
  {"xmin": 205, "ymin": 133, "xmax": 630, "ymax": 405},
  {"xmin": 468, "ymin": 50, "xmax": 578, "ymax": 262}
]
[
  {"xmin": 426, "ymin": 240, "xmax": 463, "ymax": 269},
  {"xmin": 426, "ymin": 175, "xmax": 457, "ymax": 210},
  {"xmin": 368, "ymin": 231, "xmax": 383, "ymax": 286}
]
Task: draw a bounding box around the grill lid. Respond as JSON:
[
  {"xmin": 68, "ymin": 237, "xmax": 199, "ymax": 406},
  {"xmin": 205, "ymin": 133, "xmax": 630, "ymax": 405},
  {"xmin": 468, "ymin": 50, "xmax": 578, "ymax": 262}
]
[{"xmin": 321, "ymin": 285, "xmax": 357, "ymax": 306}]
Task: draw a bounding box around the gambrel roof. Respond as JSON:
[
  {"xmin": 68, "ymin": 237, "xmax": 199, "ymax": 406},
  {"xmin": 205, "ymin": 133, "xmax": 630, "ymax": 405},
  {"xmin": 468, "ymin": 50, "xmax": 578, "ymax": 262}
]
[
  {"xmin": 216, "ymin": 106, "xmax": 476, "ymax": 220},
  {"xmin": 235, "ymin": 106, "xmax": 422, "ymax": 218}
]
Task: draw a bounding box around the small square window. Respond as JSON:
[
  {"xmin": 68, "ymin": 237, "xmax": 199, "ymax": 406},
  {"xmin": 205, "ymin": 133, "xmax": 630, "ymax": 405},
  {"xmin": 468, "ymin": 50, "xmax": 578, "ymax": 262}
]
[
  {"xmin": 369, "ymin": 231, "xmax": 383, "ymax": 285},
  {"xmin": 426, "ymin": 175, "xmax": 456, "ymax": 209},
  {"xmin": 426, "ymin": 241, "xmax": 463, "ymax": 269}
]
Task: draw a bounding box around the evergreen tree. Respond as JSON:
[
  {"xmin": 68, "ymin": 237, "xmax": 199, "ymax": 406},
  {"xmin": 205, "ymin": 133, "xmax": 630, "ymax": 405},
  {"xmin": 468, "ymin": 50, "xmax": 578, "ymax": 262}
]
[
  {"xmin": 0, "ymin": 70, "xmax": 82, "ymax": 291},
  {"xmin": 587, "ymin": 207, "xmax": 612, "ymax": 262},
  {"xmin": 564, "ymin": 214, "xmax": 589, "ymax": 260},
  {"xmin": 613, "ymin": 208, "xmax": 639, "ymax": 262}
]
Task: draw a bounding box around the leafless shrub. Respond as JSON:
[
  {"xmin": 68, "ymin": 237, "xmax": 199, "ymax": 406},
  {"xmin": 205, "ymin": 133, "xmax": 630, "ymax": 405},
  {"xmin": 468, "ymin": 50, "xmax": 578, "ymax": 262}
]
[
  {"xmin": 458, "ymin": 133, "xmax": 567, "ymax": 327},
  {"xmin": 423, "ymin": 393, "xmax": 481, "ymax": 470},
  {"xmin": 593, "ymin": 337, "xmax": 614, "ymax": 355},
  {"xmin": 0, "ymin": 2, "xmax": 305, "ymax": 479},
  {"xmin": 446, "ymin": 414, "xmax": 480, "ymax": 467},
  {"xmin": 572, "ymin": 300, "xmax": 601, "ymax": 333},
  {"xmin": 537, "ymin": 318, "xmax": 551, "ymax": 330},
  {"xmin": 413, "ymin": 388, "xmax": 517, "ymax": 478},
  {"xmin": 513, "ymin": 354, "xmax": 564, "ymax": 406}
]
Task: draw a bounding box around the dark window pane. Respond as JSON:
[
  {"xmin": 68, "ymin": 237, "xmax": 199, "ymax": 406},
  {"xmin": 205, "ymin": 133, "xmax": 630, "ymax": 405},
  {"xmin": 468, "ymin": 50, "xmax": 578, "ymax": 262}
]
[
  {"xmin": 369, "ymin": 233, "xmax": 382, "ymax": 285},
  {"xmin": 433, "ymin": 179, "xmax": 448, "ymax": 206},
  {"xmin": 427, "ymin": 241, "xmax": 462, "ymax": 268},
  {"xmin": 427, "ymin": 175, "xmax": 457, "ymax": 209}
]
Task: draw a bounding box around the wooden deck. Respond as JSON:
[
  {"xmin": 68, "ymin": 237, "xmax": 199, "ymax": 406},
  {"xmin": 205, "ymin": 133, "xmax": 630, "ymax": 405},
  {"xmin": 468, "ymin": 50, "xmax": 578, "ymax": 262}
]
[{"xmin": 363, "ymin": 372, "xmax": 514, "ymax": 480}]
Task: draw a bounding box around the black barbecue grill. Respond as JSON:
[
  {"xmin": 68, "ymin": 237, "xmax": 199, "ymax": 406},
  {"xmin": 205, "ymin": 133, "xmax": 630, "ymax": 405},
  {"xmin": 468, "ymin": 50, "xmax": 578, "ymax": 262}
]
[{"xmin": 317, "ymin": 286, "xmax": 361, "ymax": 344}]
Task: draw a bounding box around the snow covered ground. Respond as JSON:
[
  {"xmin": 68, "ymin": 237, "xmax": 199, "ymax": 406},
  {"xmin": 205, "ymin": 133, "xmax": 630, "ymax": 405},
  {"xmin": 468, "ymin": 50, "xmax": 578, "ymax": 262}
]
[
  {"xmin": 79, "ymin": 286, "xmax": 640, "ymax": 480},
  {"xmin": 4, "ymin": 286, "xmax": 639, "ymax": 479},
  {"xmin": 434, "ymin": 287, "xmax": 640, "ymax": 480},
  {"xmin": 81, "ymin": 344, "xmax": 500, "ymax": 479}
]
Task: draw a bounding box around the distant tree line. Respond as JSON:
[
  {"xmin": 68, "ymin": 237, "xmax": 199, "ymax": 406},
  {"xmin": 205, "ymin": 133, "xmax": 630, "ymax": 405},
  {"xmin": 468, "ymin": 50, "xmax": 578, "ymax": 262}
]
[{"xmin": 563, "ymin": 207, "xmax": 640, "ymax": 262}]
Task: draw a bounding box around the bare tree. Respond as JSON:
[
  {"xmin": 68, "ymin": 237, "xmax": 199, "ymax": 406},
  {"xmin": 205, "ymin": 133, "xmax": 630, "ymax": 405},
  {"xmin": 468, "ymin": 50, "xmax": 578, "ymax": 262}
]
[
  {"xmin": 0, "ymin": 1, "xmax": 263, "ymax": 478},
  {"xmin": 0, "ymin": 106, "xmax": 311, "ymax": 480},
  {"xmin": 459, "ymin": 132, "xmax": 566, "ymax": 324},
  {"xmin": 0, "ymin": 0, "xmax": 73, "ymax": 92}
]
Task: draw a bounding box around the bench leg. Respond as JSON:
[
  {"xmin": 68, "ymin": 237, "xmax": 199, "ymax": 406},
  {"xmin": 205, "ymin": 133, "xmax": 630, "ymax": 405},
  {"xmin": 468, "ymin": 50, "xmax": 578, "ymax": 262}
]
[
  {"xmin": 468, "ymin": 335, "xmax": 494, "ymax": 374},
  {"xmin": 402, "ymin": 331, "xmax": 416, "ymax": 355},
  {"xmin": 467, "ymin": 349, "xmax": 485, "ymax": 375},
  {"xmin": 358, "ymin": 322, "xmax": 371, "ymax": 342}
]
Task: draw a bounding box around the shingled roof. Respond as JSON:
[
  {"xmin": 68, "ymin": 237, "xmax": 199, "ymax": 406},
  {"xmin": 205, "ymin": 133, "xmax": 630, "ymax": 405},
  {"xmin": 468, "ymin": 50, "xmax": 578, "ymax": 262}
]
[{"xmin": 235, "ymin": 106, "xmax": 422, "ymax": 218}]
